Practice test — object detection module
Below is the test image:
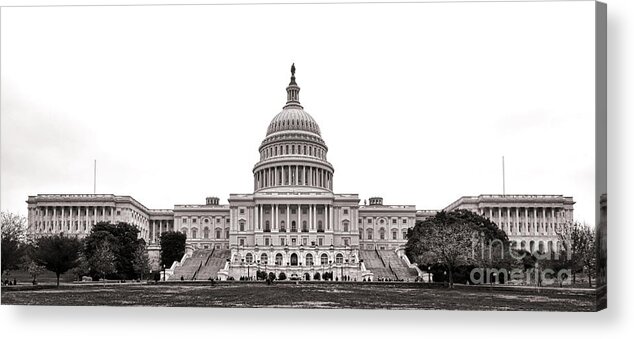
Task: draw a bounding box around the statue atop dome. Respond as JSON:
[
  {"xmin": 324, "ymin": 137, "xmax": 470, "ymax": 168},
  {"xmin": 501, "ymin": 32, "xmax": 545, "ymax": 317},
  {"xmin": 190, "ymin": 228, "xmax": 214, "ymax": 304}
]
[{"xmin": 291, "ymin": 63, "xmax": 296, "ymax": 76}]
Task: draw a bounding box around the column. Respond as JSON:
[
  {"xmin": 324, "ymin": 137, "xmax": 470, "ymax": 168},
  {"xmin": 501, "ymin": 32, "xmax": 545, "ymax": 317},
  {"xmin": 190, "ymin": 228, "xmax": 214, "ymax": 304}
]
[
  {"xmin": 274, "ymin": 204, "xmax": 278, "ymax": 229},
  {"xmin": 524, "ymin": 207, "xmax": 528, "ymax": 235},
  {"xmin": 309, "ymin": 204, "xmax": 313, "ymax": 230},
  {"xmin": 507, "ymin": 208, "xmax": 511, "ymax": 235},
  {"xmin": 329, "ymin": 205, "xmax": 333, "ymax": 231},
  {"xmin": 286, "ymin": 204, "xmax": 290, "ymax": 231},
  {"xmin": 298, "ymin": 204, "xmax": 302, "ymax": 231},
  {"xmin": 295, "ymin": 166, "xmax": 299, "ymax": 185},
  {"xmin": 93, "ymin": 207, "xmax": 97, "ymax": 227},
  {"xmin": 255, "ymin": 204, "xmax": 260, "ymax": 230}
]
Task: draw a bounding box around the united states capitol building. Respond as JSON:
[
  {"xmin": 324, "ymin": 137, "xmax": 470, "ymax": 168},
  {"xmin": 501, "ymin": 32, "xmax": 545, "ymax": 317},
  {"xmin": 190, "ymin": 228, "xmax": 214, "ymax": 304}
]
[{"xmin": 25, "ymin": 65, "xmax": 575, "ymax": 281}]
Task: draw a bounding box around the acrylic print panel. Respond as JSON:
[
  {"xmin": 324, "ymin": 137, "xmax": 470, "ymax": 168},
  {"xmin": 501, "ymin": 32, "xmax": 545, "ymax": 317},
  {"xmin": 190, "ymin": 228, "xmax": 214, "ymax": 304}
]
[{"xmin": 0, "ymin": 1, "xmax": 606, "ymax": 311}]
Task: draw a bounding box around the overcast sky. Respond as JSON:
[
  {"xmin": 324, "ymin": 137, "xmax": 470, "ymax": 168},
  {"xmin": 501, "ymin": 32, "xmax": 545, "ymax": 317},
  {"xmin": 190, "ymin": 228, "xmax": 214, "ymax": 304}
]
[{"xmin": 1, "ymin": 2, "xmax": 597, "ymax": 224}]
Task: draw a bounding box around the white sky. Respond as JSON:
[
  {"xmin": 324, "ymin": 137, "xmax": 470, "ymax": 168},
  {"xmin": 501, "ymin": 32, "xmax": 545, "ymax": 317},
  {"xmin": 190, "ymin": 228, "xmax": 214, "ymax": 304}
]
[{"xmin": 1, "ymin": 1, "xmax": 597, "ymax": 224}]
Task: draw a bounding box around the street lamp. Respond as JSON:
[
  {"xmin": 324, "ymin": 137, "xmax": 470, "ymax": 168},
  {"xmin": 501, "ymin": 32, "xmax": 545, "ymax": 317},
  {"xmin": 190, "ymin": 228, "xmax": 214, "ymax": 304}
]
[
  {"xmin": 256, "ymin": 260, "xmax": 261, "ymax": 280},
  {"xmin": 162, "ymin": 264, "xmax": 166, "ymax": 282}
]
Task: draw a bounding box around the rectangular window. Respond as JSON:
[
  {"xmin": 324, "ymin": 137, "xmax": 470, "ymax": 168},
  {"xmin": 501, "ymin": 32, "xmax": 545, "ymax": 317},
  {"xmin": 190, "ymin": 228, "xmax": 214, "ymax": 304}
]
[
  {"xmin": 265, "ymin": 238, "xmax": 270, "ymax": 246},
  {"xmin": 343, "ymin": 238, "xmax": 349, "ymax": 246},
  {"xmin": 402, "ymin": 219, "xmax": 407, "ymax": 224},
  {"xmin": 291, "ymin": 238, "xmax": 297, "ymax": 246},
  {"xmin": 343, "ymin": 209, "xmax": 348, "ymax": 215},
  {"xmin": 318, "ymin": 238, "xmax": 324, "ymax": 246},
  {"xmin": 358, "ymin": 218, "xmax": 362, "ymax": 224},
  {"xmin": 302, "ymin": 238, "xmax": 307, "ymax": 246},
  {"xmin": 280, "ymin": 238, "xmax": 285, "ymax": 246},
  {"xmin": 240, "ymin": 208, "xmax": 245, "ymax": 214},
  {"xmin": 182, "ymin": 218, "xmax": 187, "ymax": 223},
  {"xmin": 368, "ymin": 218, "xmax": 372, "ymax": 224},
  {"xmin": 239, "ymin": 238, "xmax": 245, "ymax": 246},
  {"xmin": 392, "ymin": 219, "xmax": 397, "ymax": 224},
  {"xmin": 192, "ymin": 218, "xmax": 197, "ymax": 223}
]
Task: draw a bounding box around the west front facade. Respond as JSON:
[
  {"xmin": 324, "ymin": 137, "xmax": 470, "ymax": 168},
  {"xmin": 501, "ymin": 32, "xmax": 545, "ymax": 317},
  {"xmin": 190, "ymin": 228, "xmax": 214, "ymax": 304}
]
[{"xmin": 25, "ymin": 65, "xmax": 574, "ymax": 282}]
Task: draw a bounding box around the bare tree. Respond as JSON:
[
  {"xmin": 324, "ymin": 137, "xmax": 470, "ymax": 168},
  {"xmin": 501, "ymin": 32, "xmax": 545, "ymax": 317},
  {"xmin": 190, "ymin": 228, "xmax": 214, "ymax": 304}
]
[{"xmin": 1, "ymin": 212, "xmax": 28, "ymax": 276}]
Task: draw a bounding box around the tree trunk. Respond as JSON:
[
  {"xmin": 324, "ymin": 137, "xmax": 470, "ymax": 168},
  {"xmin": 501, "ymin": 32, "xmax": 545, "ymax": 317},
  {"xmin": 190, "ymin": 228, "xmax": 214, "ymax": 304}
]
[
  {"xmin": 448, "ymin": 268, "xmax": 454, "ymax": 288},
  {"xmin": 56, "ymin": 273, "xmax": 60, "ymax": 287},
  {"xmin": 588, "ymin": 275, "xmax": 592, "ymax": 288}
]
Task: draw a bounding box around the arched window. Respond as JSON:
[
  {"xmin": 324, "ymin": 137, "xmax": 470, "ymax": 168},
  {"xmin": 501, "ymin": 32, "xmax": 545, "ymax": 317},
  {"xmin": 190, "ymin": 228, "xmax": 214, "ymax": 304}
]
[
  {"xmin": 181, "ymin": 227, "xmax": 188, "ymax": 237},
  {"xmin": 261, "ymin": 253, "xmax": 268, "ymax": 264},
  {"xmin": 320, "ymin": 253, "xmax": 329, "ymax": 265},
  {"xmin": 275, "ymin": 253, "xmax": 283, "ymax": 265},
  {"xmin": 548, "ymin": 241, "xmax": 554, "ymax": 252},
  {"xmin": 265, "ymin": 220, "xmax": 270, "ymax": 232},
  {"xmin": 291, "ymin": 221, "xmax": 297, "ymax": 232},
  {"xmin": 280, "ymin": 220, "xmax": 286, "ymax": 232},
  {"xmin": 302, "ymin": 221, "xmax": 308, "ymax": 232},
  {"xmin": 246, "ymin": 253, "xmax": 253, "ymax": 263},
  {"xmin": 359, "ymin": 230, "xmax": 363, "ymax": 239},
  {"xmin": 335, "ymin": 253, "xmax": 344, "ymax": 264},
  {"xmin": 343, "ymin": 221, "xmax": 349, "ymax": 232},
  {"xmin": 367, "ymin": 228, "xmax": 373, "ymax": 240},
  {"xmin": 204, "ymin": 227, "xmax": 210, "ymax": 239},
  {"xmin": 290, "ymin": 253, "xmax": 298, "ymax": 266},
  {"xmin": 402, "ymin": 231, "xmax": 407, "ymax": 240},
  {"xmin": 379, "ymin": 228, "xmax": 385, "ymax": 240},
  {"xmin": 191, "ymin": 228, "xmax": 197, "ymax": 239},
  {"xmin": 239, "ymin": 221, "xmax": 245, "ymax": 232},
  {"xmin": 392, "ymin": 228, "xmax": 398, "ymax": 240},
  {"xmin": 305, "ymin": 253, "xmax": 314, "ymax": 266},
  {"xmin": 317, "ymin": 220, "xmax": 323, "ymax": 232},
  {"xmin": 215, "ymin": 228, "xmax": 221, "ymax": 239},
  {"xmin": 225, "ymin": 228, "xmax": 229, "ymax": 239}
]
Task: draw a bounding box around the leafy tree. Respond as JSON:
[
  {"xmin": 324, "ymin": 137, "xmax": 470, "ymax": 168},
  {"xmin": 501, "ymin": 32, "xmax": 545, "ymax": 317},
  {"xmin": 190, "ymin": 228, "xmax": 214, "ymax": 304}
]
[
  {"xmin": 31, "ymin": 234, "xmax": 82, "ymax": 286},
  {"xmin": 27, "ymin": 260, "xmax": 45, "ymax": 285},
  {"xmin": 132, "ymin": 241, "xmax": 150, "ymax": 280},
  {"xmin": 91, "ymin": 240, "xmax": 117, "ymax": 285},
  {"xmin": 1, "ymin": 212, "xmax": 28, "ymax": 276},
  {"xmin": 84, "ymin": 222, "xmax": 142, "ymax": 279},
  {"xmin": 278, "ymin": 272, "xmax": 287, "ymax": 280},
  {"xmin": 160, "ymin": 231, "xmax": 186, "ymax": 268},
  {"xmin": 406, "ymin": 210, "xmax": 510, "ymax": 287},
  {"xmin": 70, "ymin": 253, "xmax": 91, "ymax": 281},
  {"xmin": 313, "ymin": 272, "xmax": 321, "ymax": 281}
]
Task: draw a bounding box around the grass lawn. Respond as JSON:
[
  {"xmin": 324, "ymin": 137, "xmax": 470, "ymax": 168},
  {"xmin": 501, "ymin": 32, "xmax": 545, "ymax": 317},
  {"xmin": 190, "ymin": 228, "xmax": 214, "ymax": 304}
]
[{"xmin": 0, "ymin": 282, "xmax": 601, "ymax": 311}]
